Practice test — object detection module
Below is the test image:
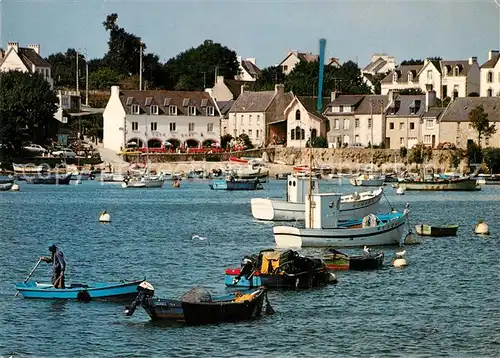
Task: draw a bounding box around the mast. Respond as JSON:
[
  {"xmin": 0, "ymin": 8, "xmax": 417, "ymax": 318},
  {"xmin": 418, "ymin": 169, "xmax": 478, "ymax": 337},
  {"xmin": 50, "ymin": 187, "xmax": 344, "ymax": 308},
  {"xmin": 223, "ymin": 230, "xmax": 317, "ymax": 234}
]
[{"xmin": 308, "ymin": 135, "xmax": 313, "ymax": 228}]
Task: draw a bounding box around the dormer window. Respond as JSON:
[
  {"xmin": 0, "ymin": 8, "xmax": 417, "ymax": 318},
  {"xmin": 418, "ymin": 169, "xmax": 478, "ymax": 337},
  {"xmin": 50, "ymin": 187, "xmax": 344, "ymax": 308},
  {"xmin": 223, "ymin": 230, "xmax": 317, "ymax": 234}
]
[
  {"xmin": 183, "ymin": 98, "xmax": 190, "ymax": 107},
  {"xmin": 145, "ymin": 97, "xmax": 152, "ymax": 106},
  {"xmin": 410, "ymin": 106, "xmax": 415, "ymax": 115},
  {"xmin": 408, "ymin": 71, "xmax": 413, "ymax": 82},
  {"xmin": 339, "ymin": 105, "xmax": 344, "ymax": 113},
  {"xmin": 453, "ymin": 66, "xmax": 459, "ymax": 76},
  {"xmin": 188, "ymin": 106, "xmax": 196, "ymax": 116},
  {"xmin": 126, "ymin": 97, "xmax": 134, "ymax": 105},
  {"xmin": 207, "ymin": 106, "xmax": 214, "ymax": 116},
  {"xmin": 164, "ymin": 97, "xmax": 172, "ymax": 106},
  {"xmin": 443, "ymin": 66, "xmax": 448, "ymax": 77},
  {"xmin": 201, "ymin": 99, "xmax": 208, "ymax": 107},
  {"xmin": 151, "ymin": 105, "xmax": 159, "ymax": 115},
  {"xmin": 131, "ymin": 104, "xmax": 140, "ymax": 114},
  {"xmin": 392, "ymin": 72, "xmax": 398, "ymax": 82},
  {"xmin": 169, "ymin": 105, "xmax": 177, "ymax": 115}
]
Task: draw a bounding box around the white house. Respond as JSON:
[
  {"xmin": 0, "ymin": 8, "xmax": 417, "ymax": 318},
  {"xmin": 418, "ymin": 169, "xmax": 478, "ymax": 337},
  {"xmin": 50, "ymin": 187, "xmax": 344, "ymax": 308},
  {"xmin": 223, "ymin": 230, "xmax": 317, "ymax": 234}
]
[
  {"xmin": 417, "ymin": 59, "xmax": 442, "ymax": 98},
  {"xmin": 103, "ymin": 86, "xmax": 221, "ymax": 153},
  {"xmin": 381, "ymin": 64, "xmax": 424, "ymax": 95},
  {"xmin": 235, "ymin": 57, "xmax": 261, "ymax": 82},
  {"xmin": 284, "ymin": 96, "xmax": 329, "ymax": 148},
  {"xmin": 54, "ymin": 91, "xmax": 81, "ymax": 123},
  {"xmin": 279, "ymin": 50, "xmax": 319, "ymax": 75},
  {"xmin": 480, "ymin": 50, "xmax": 500, "ymax": 97},
  {"xmin": 0, "ymin": 42, "xmax": 53, "ymax": 88},
  {"xmin": 361, "ymin": 53, "xmax": 396, "ymax": 92},
  {"xmin": 440, "ymin": 58, "xmax": 480, "ymax": 98}
]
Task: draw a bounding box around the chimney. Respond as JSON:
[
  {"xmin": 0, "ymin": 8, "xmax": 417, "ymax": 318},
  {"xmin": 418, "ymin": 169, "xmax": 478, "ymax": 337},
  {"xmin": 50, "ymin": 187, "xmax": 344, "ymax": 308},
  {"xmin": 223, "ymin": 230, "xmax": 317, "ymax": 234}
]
[
  {"xmin": 241, "ymin": 84, "xmax": 248, "ymax": 94},
  {"xmin": 388, "ymin": 90, "xmax": 394, "ymax": 105},
  {"xmin": 237, "ymin": 56, "xmax": 242, "ymax": 63},
  {"xmin": 246, "ymin": 58, "xmax": 256, "ymax": 65},
  {"xmin": 28, "ymin": 44, "xmax": 40, "ymax": 55},
  {"xmin": 425, "ymin": 90, "xmax": 437, "ymax": 112},
  {"xmin": 394, "ymin": 99, "xmax": 401, "ymax": 112},
  {"xmin": 7, "ymin": 42, "xmax": 19, "ymax": 53},
  {"xmin": 331, "ymin": 91, "xmax": 338, "ymax": 102},
  {"xmin": 468, "ymin": 56, "xmax": 477, "ymax": 65},
  {"xmin": 489, "ymin": 50, "xmax": 500, "ymax": 60},
  {"xmin": 275, "ymin": 84, "xmax": 285, "ymax": 95},
  {"xmin": 216, "ymin": 75, "xmax": 224, "ymax": 84},
  {"xmin": 111, "ymin": 85, "xmax": 120, "ymax": 97}
]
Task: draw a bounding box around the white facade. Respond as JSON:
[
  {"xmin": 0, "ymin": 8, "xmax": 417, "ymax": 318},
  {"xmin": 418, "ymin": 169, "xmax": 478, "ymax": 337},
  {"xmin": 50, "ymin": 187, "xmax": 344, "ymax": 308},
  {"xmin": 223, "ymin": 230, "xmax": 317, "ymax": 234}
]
[
  {"xmin": 103, "ymin": 86, "xmax": 221, "ymax": 153},
  {"xmin": 480, "ymin": 50, "xmax": 500, "ymax": 97},
  {"xmin": 0, "ymin": 42, "xmax": 53, "ymax": 88},
  {"xmin": 227, "ymin": 112, "xmax": 266, "ymax": 147},
  {"xmin": 285, "ymin": 98, "xmax": 322, "ymax": 148},
  {"xmin": 279, "ymin": 51, "xmax": 318, "ymax": 75},
  {"xmin": 418, "ymin": 60, "xmax": 442, "ymax": 98},
  {"xmin": 236, "ymin": 57, "xmax": 258, "ymax": 82}
]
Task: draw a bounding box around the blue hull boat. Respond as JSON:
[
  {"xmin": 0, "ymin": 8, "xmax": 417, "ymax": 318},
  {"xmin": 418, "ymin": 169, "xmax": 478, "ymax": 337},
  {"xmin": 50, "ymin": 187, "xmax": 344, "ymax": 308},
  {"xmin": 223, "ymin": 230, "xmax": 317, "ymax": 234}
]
[
  {"xmin": 209, "ymin": 179, "xmax": 263, "ymax": 191},
  {"xmin": 15, "ymin": 280, "xmax": 144, "ymax": 301}
]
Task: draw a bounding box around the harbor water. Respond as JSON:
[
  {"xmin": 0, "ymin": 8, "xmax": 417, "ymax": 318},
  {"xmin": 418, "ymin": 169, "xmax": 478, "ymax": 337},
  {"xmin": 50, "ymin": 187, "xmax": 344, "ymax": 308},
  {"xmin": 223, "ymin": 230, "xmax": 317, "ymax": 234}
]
[{"xmin": 0, "ymin": 179, "xmax": 499, "ymax": 357}]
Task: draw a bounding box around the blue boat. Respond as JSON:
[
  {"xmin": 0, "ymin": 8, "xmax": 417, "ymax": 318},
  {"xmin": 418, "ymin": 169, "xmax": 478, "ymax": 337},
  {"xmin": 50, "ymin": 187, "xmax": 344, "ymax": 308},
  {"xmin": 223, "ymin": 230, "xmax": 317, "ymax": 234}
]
[
  {"xmin": 15, "ymin": 280, "xmax": 144, "ymax": 301},
  {"xmin": 209, "ymin": 178, "xmax": 263, "ymax": 191}
]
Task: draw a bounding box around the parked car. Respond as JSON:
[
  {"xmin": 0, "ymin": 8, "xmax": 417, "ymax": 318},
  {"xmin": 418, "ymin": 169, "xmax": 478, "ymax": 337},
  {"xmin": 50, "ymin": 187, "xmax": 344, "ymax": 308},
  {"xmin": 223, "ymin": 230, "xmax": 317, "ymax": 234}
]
[
  {"xmin": 23, "ymin": 144, "xmax": 48, "ymax": 154},
  {"xmin": 51, "ymin": 148, "xmax": 77, "ymax": 158}
]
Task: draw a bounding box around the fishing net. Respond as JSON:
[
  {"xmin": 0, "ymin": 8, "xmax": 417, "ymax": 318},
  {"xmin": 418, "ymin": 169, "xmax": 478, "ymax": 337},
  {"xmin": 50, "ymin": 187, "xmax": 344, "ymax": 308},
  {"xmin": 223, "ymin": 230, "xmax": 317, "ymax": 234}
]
[{"xmin": 180, "ymin": 287, "xmax": 212, "ymax": 303}]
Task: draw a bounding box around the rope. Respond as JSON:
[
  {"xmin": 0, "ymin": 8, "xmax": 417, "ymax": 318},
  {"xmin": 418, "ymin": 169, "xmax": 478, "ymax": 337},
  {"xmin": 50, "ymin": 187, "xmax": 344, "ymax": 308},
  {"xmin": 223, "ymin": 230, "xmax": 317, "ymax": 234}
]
[{"xmin": 382, "ymin": 190, "xmax": 395, "ymax": 212}]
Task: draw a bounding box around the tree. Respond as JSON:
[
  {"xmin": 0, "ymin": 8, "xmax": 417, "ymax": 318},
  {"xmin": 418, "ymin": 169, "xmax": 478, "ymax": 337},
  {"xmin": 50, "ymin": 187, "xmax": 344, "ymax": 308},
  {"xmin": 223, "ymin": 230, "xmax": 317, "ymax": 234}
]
[
  {"xmin": 46, "ymin": 48, "xmax": 86, "ymax": 89},
  {"xmin": 250, "ymin": 66, "xmax": 285, "ymax": 91},
  {"xmin": 88, "ymin": 67, "xmax": 123, "ymax": 89},
  {"xmin": 400, "ymin": 59, "xmax": 424, "ymax": 65},
  {"xmin": 0, "ymin": 71, "xmax": 58, "ymax": 160},
  {"xmin": 238, "ymin": 133, "xmax": 254, "ymax": 149},
  {"xmin": 408, "ymin": 143, "xmax": 432, "ymax": 165},
  {"xmin": 165, "ymin": 40, "xmax": 239, "ymax": 91},
  {"xmin": 469, "ymin": 104, "xmax": 496, "ymax": 146},
  {"xmin": 220, "ymin": 134, "xmax": 233, "ymax": 149},
  {"xmin": 371, "ymin": 73, "xmax": 386, "ymax": 95},
  {"xmin": 483, "ymin": 148, "xmax": 500, "ymax": 173},
  {"xmin": 306, "ymin": 136, "xmax": 328, "ymax": 148}
]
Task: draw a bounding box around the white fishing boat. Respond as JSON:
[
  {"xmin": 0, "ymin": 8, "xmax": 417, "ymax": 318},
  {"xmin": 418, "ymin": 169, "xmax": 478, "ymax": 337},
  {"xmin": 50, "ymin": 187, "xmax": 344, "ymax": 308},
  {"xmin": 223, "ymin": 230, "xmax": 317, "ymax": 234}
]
[
  {"xmin": 273, "ymin": 192, "xmax": 408, "ymax": 248},
  {"xmin": 0, "ymin": 180, "xmax": 14, "ymax": 191},
  {"xmin": 122, "ymin": 174, "xmax": 164, "ymax": 188},
  {"xmin": 99, "ymin": 173, "xmax": 126, "ymax": 182},
  {"xmin": 350, "ymin": 173, "xmax": 385, "ymax": 187},
  {"xmin": 251, "ymin": 175, "xmax": 383, "ymax": 221}
]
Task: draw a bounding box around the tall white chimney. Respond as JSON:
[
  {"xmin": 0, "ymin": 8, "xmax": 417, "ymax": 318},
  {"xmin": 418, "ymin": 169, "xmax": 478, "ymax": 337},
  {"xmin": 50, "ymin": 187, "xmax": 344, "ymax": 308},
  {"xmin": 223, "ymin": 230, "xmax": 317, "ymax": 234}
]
[
  {"xmin": 7, "ymin": 42, "xmax": 19, "ymax": 53},
  {"xmin": 28, "ymin": 44, "xmax": 40, "ymax": 55}
]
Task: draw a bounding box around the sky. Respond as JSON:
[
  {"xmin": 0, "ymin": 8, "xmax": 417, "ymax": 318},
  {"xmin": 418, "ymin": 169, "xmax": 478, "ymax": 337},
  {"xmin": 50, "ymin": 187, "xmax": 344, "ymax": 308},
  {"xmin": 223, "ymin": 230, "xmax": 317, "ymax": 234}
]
[{"xmin": 1, "ymin": 0, "xmax": 500, "ymax": 68}]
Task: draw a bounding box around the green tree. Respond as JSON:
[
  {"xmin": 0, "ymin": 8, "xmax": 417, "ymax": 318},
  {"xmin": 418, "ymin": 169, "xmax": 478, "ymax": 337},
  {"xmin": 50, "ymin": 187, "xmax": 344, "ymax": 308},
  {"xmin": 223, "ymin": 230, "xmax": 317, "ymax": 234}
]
[
  {"xmin": 220, "ymin": 134, "xmax": 233, "ymax": 149},
  {"xmin": 483, "ymin": 148, "xmax": 500, "ymax": 173},
  {"xmin": 88, "ymin": 67, "xmax": 123, "ymax": 89},
  {"xmin": 165, "ymin": 39, "xmax": 239, "ymax": 91},
  {"xmin": 238, "ymin": 133, "xmax": 254, "ymax": 149},
  {"xmin": 408, "ymin": 143, "xmax": 432, "ymax": 165},
  {"xmin": 306, "ymin": 136, "xmax": 328, "ymax": 148},
  {"xmin": 0, "ymin": 71, "xmax": 58, "ymax": 160},
  {"xmin": 371, "ymin": 73, "xmax": 386, "ymax": 95},
  {"xmin": 469, "ymin": 104, "xmax": 496, "ymax": 146},
  {"xmin": 250, "ymin": 66, "xmax": 285, "ymax": 91},
  {"xmin": 400, "ymin": 59, "xmax": 424, "ymax": 65},
  {"xmin": 46, "ymin": 48, "xmax": 86, "ymax": 89}
]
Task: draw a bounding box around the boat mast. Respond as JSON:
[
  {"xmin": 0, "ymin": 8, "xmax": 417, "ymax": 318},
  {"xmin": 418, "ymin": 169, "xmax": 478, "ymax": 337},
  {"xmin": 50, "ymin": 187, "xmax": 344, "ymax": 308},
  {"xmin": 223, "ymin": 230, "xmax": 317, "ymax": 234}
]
[{"xmin": 308, "ymin": 134, "xmax": 313, "ymax": 228}]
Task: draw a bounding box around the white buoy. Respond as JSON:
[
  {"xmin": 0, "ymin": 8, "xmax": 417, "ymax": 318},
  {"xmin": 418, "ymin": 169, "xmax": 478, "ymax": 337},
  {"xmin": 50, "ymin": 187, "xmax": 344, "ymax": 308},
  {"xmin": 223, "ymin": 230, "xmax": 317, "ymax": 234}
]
[
  {"xmin": 396, "ymin": 187, "xmax": 405, "ymax": 195},
  {"xmin": 393, "ymin": 250, "xmax": 407, "ymax": 268},
  {"xmin": 76, "ymin": 179, "xmax": 82, "ymax": 185},
  {"xmin": 121, "ymin": 182, "xmax": 128, "ymax": 188},
  {"xmin": 11, "ymin": 184, "xmax": 20, "ymax": 191},
  {"xmin": 99, "ymin": 211, "xmax": 111, "ymax": 223},
  {"xmin": 475, "ymin": 221, "xmax": 489, "ymax": 235}
]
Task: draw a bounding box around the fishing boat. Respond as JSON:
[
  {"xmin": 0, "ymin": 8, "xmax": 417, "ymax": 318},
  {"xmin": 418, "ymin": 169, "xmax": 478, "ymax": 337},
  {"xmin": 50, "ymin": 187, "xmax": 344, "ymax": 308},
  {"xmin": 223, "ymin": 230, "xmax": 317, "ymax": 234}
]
[
  {"xmin": 121, "ymin": 174, "xmax": 165, "ymax": 188},
  {"xmin": 224, "ymin": 249, "xmax": 337, "ymax": 289},
  {"xmin": 415, "ymin": 224, "xmax": 459, "ymax": 237},
  {"xmin": 0, "ymin": 179, "xmax": 14, "ymax": 191},
  {"xmin": 209, "ymin": 178, "xmax": 263, "ymax": 191},
  {"xmin": 350, "ymin": 173, "xmax": 385, "ymax": 187},
  {"xmin": 323, "ymin": 248, "xmax": 384, "ymax": 270},
  {"xmin": 273, "ymin": 192, "xmax": 409, "ymax": 248},
  {"xmin": 15, "ymin": 279, "xmax": 144, "ymax": 301},
  {"xmin": 250, "ymin": 175, "xmax": 383, "ymax": 221},
  {"xmin": 12, "ymin": 163, "xmax": 45, "ymax": 173},
  {"xmin": 25, "ymin": 173, "xmax": 72, "ymax": 185},
  {"xmin": 125, "ymin": 282, "xmax": 272, "ymax": 325},
  {"xmin": 397, "ymin": 177, "xmax": 479, "ymax": 191},
  {"xmin": 98, "ymin": 173, "xmax": 126, "ymax": 182}
]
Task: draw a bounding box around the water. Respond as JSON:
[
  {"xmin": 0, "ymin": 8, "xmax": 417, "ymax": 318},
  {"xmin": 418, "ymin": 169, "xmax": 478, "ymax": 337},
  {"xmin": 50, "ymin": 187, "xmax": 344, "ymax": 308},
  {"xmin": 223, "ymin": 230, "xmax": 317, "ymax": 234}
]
[{"xmin": 0, "ymin": 180, "xmax": 499, "ymax": 357}]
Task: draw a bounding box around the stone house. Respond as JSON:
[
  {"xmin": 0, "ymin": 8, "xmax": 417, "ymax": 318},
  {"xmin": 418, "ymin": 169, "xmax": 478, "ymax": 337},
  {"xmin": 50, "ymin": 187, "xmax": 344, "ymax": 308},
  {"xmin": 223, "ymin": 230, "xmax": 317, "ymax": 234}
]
[{"xmin": 480, "ymin": 50, "xmax": 500, "ymax": 97}]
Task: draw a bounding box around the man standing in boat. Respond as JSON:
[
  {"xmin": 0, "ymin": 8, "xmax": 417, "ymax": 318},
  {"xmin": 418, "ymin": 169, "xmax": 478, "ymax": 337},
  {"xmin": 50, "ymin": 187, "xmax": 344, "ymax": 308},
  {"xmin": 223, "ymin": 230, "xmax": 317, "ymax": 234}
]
[{"xmin": 40, "ymin": 245, "xmax": 66, "ymax": 288}]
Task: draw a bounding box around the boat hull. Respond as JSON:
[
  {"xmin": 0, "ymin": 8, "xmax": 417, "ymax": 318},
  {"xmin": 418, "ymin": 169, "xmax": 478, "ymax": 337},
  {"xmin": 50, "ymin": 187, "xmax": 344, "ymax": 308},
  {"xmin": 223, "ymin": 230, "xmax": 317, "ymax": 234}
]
[
  {"xmin": 224, "ymin": 268, "xmax": 333, "ymax": 289},
  {"xmin": 398, "ymin": 179, "xmax": 478, "ymax": 191},
  {"xmin": 350, "ymin": 178, "xmax": 385, "ymax": 186},
  {"xmin": 122, "ymin": 180, "xmax": 164, "ymax": 188},
  {"xmin": 25, "ymin": 174, "xmax": 72, "ymax": 185},
  {"xmin": 0, "ymin": 181, "xmax": 14, "ymax": 191},
  {"xmin": 15, "ymin": 280, "xmax": 143, "ymax": 301},
  {"xmin": 415, "ymin": 224, "xmax": 458, "ymax": 237},
  {"xmin": 324, "ymin": 252, "xmax": 384, "ymax": 270},
  {"xmin": 210, "ymin": 179, "xmax": 262, "ymax": 191},
  {"xmin": 142, "ymin": 298, "xmax": 185, "ymax": 322},
  {"xmin": 251, "ymin": 188, "xmax": 383, "ymax": 221},
  {"xmin": 273, "ymin": 213, "xmax": 408, "ymax": 248}
]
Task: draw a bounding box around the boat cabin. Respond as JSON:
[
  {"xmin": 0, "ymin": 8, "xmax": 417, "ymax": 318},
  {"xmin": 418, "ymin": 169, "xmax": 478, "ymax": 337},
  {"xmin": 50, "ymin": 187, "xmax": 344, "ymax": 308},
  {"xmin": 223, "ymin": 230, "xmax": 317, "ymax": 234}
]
[
  {"xmin": 286, "ymin": 175, "xmax": 319, "ymax": 203},
  {"xmin": 305, "ymin": 193, "xmax": 342, "ymax": 229}
]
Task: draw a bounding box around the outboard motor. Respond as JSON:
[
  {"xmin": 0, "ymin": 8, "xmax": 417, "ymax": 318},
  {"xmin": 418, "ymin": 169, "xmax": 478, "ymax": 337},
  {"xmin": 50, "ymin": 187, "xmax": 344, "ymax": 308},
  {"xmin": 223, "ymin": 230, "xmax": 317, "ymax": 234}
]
[
  {"xmin": 233, "ymin": 256, "xmax": 256, "ymax": 284},
  {"xmin": 124, "ymin": 281, "xmax": 155, "ymax": 316}
]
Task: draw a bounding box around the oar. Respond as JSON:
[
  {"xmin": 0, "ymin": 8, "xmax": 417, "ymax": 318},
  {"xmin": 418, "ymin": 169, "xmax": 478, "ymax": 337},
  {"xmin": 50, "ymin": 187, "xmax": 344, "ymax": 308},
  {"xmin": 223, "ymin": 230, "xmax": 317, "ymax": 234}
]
[{"xmin": 15, "ymin": 259, "xmax": 42, "ymax": 296}]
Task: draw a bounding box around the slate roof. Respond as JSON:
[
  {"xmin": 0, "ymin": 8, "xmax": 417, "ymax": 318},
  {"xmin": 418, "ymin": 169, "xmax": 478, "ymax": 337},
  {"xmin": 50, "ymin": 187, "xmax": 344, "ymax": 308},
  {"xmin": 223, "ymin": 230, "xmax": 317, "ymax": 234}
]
[
  {"xmin": 381, "ymin": 64, "xmax": 424, "ymax": 84},
  {"xmin": 119, "ymin": 90, "xmax": 219, "ymax": 116},
  {"xmin": 422, "ymin": 107, "xmax": 445, "ymax": 118},
  {"xmin": 440, "ymin": 97, "xmax": 500, "ymax": 122},
  {"xmin": 363, "ymin": 57, "xmax": 387, "ymax": 73},
  {"xmin": 441, "ymin": 60, "xmax": 472, "ymax": 76},
  {"xmin": 224, "ymin": 79, "xmax": 251, "ymax": 100},
  {"xmin": 279, "ymin": 51, "xmax": 319, "ymax": 66},
  {"xmin": 296, "ymin": 96, "xmax": 330, "ymax": 121},
  {"xmin": 241, "ymin": 60, "xmax": 261, "ymax": 78},
  {"xmin": 386, "ymin": 94, "xmax": 426, "ymax": 116},
  {"xmin": 326, "ymin": 95, "xmax": 365, "ymax": 107},
  {"xmin": 217, "ymin": 100, "xmax": 234, "ymax": 119},
  {"xmin": 354, "ymin": 95, "xmax": 390, "ymax": 115},
  {"xmin": 18, "ymin": 47, "xmax": 51, "ymax": 67},
  {"xmin": 481, "ymin": 54, "xmax": 500, "ymax": 69},
  {"xmin": 229, "ymin": 91, "xmax": 277, "ymax": 112}
]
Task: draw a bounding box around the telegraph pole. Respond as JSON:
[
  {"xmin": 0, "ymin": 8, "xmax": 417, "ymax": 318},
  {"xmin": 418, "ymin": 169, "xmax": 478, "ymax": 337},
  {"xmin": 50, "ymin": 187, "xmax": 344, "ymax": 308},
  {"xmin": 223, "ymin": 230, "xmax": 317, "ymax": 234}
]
[
  {"xmin": 76, "ymin": 49, "xmax": 79, "ymax": 93},
  {"xmin": 139, "ymin": 42, "xmax": 143, "ymax": 91}
]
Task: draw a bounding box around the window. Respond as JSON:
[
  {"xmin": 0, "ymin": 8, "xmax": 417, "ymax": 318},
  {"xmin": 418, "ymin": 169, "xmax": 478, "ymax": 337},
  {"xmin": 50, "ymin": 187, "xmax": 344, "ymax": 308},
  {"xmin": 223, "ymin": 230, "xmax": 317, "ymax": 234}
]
[
  {"xmin": 427, "ymin": 70, "xmax": 432, "ymax": 81},
  {"xmin": 339, "ymin": 105, "xmax": 344, "ymax": 113},
  {"xmin": 207, "ymin": 123, "xmax": 214, "ymax": 132},
  {"xmin": 301, "ymin": 129, "xmax": 305, "ymax": 140},
  {"xmin": 343, "ymin": 135, "xmax": 350, "ymax": 146},
  {"xmin": 169, "ymin": 122, "xmax": 176, "ymax": 131},
  {"xmin": 249, "ymin": 115, "xmax": 252, "ymax": 125},
  {"xmin": 131, "ymin": 104, "xmax": 140, "ymax": 114},
  {"xmin": 392, "ymin": 72, "xmax": 398, "ymax": 82},
  {"xmin": 399, "ymin": 122, "xmax": 404, "ymax": 130},
  {"xmin": 207, "ymin": 106, "xmax": 214, "ymax": 116},
  {"xmin": 132, "ymin": 122, "xmax": 139, "ymax": 131},
  {"xmin": 368, "ymin": 118, "xmax": 372, "ymax": 128},
  {"xmin": 400, "ymin": 137, "xmax": 404, "ymax": 145},
  {"xmin": 169, "ymin": 105, "xmax": 177, "ymax": 115},
  {"xmin": 257, "ymin": 115, "xmax": 261, "ymax": 125},
  {"xmin": 291, "ymin": 129, "xmax": 295, "ymax": 140},
  {"xmin": 188, "ymin": 123, "xmax": 195, "ymax": 132},
  {"xmin": 283, "ymin": 65, "xmax": 288, "ymax": 72},
  {"xmin": 295, "ymin": 109, "xmax": 301, "ymax": 121},
  {"xmin": 151, "ymin": 105, "xmax": 159, "ymax": 115},
  {"xmin": 150, "ymin": 122, "xmax": 157, "ymax": 131},
  {"xmin": 468, "ymin": 123, "xmax": 473, "ymax": 130},
  {"xmin": 488, "ymin": 71, "xmax": 493, "ymax": 83},
  {"xmin": 454, "ymin": 66, "xmax": 459, "ymax": 76},
  {"xmin": 343, "ymin": 119, "xmax": 350, "ymax": 130},
  {"xmin": 240, "ymin": 115, "xmax": 244, "ymax": 126},
  {"xmin": 334, "ymin": 119, "xmax": 339, "ymax": 130},
  {"xmin": 487, "ymin": 88, "xmax": 493, "ymax": 97},
  {"xmin": 425, "ymin": 120, "xmax": 433, "ymax": 129},
  {"xmin": 408, "ymin": 72, "xmax": 413, "ymax": 82},
  {"xmin": 188, "ymin": 106, "xmax": 196, "ymax": 116},
  {"xmin": 498, "ymin": 73, "xmax": 500, "ymax": 83},
  {"xmin": 389, "ymin": 122, "xmax": 394, "ymax": 130},
  {"xmin": 443, "ymin": 67, "xmax": 448, "ymax": 77},
  {"xmin": 233, "ymin": 129, "xmax": 237, "ymax": 137},
  {"xmin": 355, "ymin": 135, "xmax": 360, "ymax": 144},
  {"xmin": 410, "ymin": 122, "xmax": 415, "ymax": 130},
  {"xmin": 355, "ymin": 118, "xmax": 360, "ymax": 128},
  {"xmin": 424, "ymin": 135, "xmax": 431, "ymax": 143},
  {"xmin": 456, "ymin": 123, "xmax": 460, "ymax": 131},
  {"xmin": 486, "ymin": 137, "xmax": 490, "ymax": 146},
  {"xmin": 248, "ymin": 129, "xmax": 253, "ymax": 137},
  {"xmin": 256, "ymin": 130, "xmax": 259, "ymax": 139}
]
